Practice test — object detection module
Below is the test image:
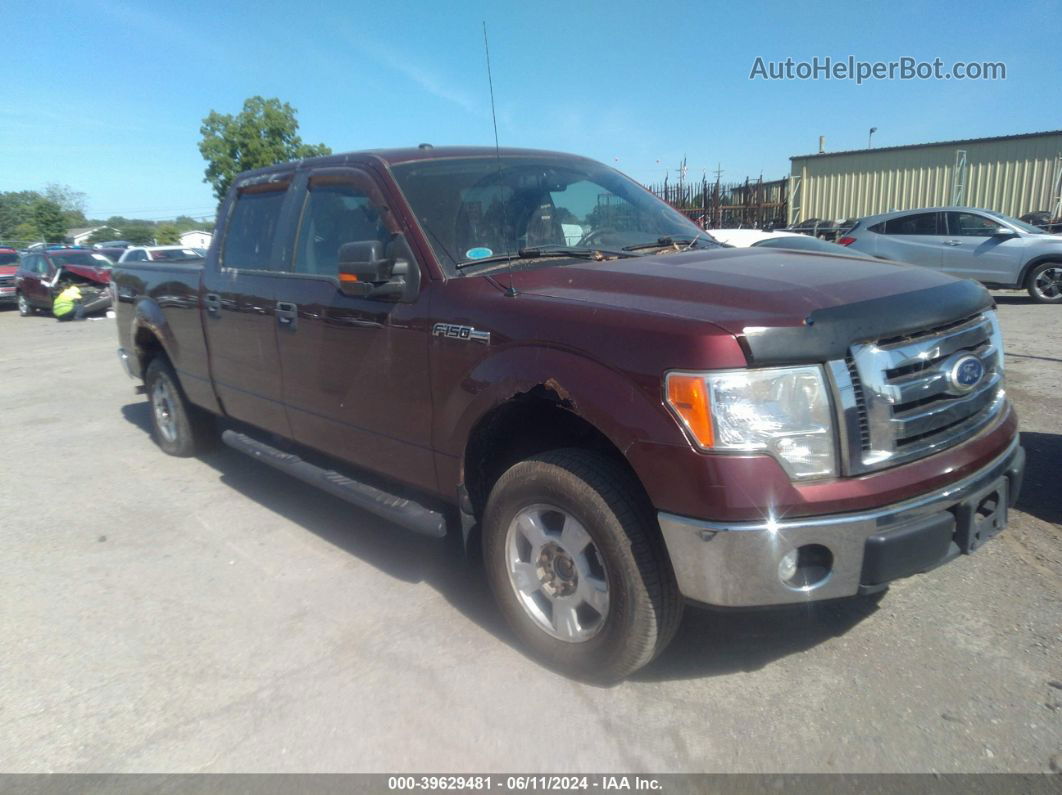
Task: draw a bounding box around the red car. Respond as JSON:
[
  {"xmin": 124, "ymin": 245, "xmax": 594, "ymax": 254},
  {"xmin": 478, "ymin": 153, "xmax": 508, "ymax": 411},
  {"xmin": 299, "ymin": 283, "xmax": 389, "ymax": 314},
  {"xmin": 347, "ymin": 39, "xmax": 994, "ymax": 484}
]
[
  {"xmin": 0, "ymin": 247, "xmax": 19, "ymax": 306},
  {"xmin": 15, "ymin": 248, "xmax": 111, "ymax": 316}
]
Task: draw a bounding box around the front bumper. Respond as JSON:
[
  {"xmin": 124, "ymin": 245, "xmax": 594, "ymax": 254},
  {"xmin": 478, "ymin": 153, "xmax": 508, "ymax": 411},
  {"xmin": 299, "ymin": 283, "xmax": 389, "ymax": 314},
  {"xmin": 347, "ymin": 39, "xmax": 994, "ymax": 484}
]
[
  {"xmin": 658, "ymin": 437, "xmax": 1025, "ymax": 607},
  {"xmin": 0, "ymin": 285, "xmax": 16, "ymax": 303}
]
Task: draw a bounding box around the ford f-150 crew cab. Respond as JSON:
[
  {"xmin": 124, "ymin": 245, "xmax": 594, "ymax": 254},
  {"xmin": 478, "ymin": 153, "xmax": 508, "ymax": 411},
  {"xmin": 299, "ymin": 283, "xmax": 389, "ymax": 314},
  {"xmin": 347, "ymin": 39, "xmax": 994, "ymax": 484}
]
[{"xmin": 113, "ymin": 147, "xmax": 1025, "ymax": 680}]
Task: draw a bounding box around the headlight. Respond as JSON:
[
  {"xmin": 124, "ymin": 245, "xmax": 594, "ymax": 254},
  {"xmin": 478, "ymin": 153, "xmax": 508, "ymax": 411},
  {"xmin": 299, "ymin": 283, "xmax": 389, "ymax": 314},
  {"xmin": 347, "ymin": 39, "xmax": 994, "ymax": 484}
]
[
  {"xmin": 665, "ymin": 366, "xmax": 837, "ymax": 480},
  {"xmin": 986, "ymin": 310, "xmax": 1004, "ymax": 374}
]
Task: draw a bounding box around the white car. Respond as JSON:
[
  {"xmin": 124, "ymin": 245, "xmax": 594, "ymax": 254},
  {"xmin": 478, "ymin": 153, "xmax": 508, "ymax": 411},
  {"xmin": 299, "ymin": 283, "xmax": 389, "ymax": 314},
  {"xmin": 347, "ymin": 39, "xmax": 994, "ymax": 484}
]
[
  {"xmin": 118, "ymin": 246, "xmax": 204, "ymax": 264},
  {"xmin": 708, "ymin": 228, "xmax": 805, "ymax": 247},
  {"xmin": 710, "ymin": 228, "xmax": 872, "ymax": 257}
]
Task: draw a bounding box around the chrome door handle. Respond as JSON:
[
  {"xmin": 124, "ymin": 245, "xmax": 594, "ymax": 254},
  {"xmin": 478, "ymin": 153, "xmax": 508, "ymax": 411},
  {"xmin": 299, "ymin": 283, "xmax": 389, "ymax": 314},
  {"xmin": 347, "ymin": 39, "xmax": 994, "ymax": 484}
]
[
  {"xmin": 943, "ymin": 240, "xmax": 962, "ymax": 246},
  {"xmin": 204, "ymin": 293, "xmax": 221, "ymax": 314},
  {"xmin": 276, "ymin": 301, "xmax": 298, "ymax": 329}
]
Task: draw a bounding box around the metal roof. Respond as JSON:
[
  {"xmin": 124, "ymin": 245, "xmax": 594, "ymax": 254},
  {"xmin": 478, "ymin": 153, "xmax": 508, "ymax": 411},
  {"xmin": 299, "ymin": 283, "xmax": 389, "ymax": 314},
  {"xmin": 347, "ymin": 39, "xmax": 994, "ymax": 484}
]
[{"xmin": 790, "ymin": 129, "xmax": 1062, "ymax": 160}]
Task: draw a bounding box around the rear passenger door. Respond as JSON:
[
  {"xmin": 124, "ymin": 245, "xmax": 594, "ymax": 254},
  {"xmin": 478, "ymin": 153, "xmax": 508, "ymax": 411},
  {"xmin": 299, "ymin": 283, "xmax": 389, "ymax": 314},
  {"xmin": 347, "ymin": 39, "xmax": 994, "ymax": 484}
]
[
  {"xmin": 874, "ymin": 212, "xmax": 946, "ymax": 269},
  {"xmin": 271, "ymin": 167, "xmax": 437, "ymax": 494},
  {"xmin": 201, "ymin": 178, "xmax": 294, "ymax": 438}
]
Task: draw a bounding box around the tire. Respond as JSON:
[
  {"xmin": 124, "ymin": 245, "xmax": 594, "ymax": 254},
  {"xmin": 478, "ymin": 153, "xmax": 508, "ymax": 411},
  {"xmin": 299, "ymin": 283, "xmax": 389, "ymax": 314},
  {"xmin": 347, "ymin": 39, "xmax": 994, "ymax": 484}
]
[
  {"xmin": 144, "ymin": 357, "xmax": 215, "ymax": 457},
  {"xmin": 1026, "ymin": 262, "xmax": 1062, "ymax": 304},
  {"xmin": 482, "ymin": 448, "xmax": 682, "ymax": 682},
  {"xmin": 16, "ymin": 292, "xmax": 33, "ymax": 317}
]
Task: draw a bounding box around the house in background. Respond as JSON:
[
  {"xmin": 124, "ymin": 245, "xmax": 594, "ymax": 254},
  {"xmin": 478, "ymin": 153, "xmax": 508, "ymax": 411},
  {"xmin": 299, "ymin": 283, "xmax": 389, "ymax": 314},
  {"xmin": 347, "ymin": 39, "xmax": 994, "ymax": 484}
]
[
  {"xmin": 179, "ymin": 230, "xmax": 213, "ymax": 250},
  {"xmin": 67, "ymin": 225, "xmax": 117, "ymax": 246}
]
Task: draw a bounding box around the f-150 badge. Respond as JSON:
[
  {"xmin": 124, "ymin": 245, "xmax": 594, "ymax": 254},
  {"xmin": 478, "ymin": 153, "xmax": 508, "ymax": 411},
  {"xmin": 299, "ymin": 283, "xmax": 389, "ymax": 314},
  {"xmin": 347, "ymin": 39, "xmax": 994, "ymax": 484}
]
[{"xmin": 432, "ymin": 322, "xmax": 491, "ymax": 345}]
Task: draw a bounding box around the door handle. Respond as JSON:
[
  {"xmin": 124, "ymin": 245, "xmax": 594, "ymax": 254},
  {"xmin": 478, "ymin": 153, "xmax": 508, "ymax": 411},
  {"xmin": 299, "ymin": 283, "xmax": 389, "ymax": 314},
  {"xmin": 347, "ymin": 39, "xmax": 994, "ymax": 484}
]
[
  {"xmin": 943, "ymin": 240, "xmax": 962, "ymax": 246},
  {"xmin": 204, "ymin": 293, "xmax": 221, "ymax": 314},
  {"xmin": 276, "ymin": 301, "xmax": 298, "ymax": 329}
]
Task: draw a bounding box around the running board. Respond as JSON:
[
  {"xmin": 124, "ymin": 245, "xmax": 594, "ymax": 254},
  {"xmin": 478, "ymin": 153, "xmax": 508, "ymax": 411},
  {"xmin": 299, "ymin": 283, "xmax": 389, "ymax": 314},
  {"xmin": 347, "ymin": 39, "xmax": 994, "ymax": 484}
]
[{"xmin": 221, "ymin": 430, "xmax": 447, "ymax": 538}]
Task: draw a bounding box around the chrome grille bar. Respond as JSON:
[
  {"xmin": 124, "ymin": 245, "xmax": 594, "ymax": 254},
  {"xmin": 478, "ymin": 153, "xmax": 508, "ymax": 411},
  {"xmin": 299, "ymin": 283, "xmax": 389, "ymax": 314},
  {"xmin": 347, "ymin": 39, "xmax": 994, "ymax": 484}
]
[{"xmin": 827, "ymin": 311, "xmax": 1006, "ymax": 475}]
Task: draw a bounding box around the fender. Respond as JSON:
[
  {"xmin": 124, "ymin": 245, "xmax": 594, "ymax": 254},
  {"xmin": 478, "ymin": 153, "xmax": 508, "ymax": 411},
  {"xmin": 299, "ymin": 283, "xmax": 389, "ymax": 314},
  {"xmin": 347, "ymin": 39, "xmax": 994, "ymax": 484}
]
[
  {"xmin": 1017, "ymin": 252, "xmax": 1062, "ymax": 289},
  {"xmin": 128, "ymin": 296, "xmax": 180, "ymax": 377},
  {"xmin": 440, "ymin": 343, "xmax": 688, "ymax": 482}
]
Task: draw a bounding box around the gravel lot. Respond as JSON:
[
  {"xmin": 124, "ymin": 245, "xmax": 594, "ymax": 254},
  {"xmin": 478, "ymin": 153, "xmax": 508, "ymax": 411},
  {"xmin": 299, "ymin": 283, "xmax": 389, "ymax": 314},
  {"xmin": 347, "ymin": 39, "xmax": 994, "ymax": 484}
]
[{"xmin": 1, "ymin": 292, "xmax": 1059, "ymax": 774}]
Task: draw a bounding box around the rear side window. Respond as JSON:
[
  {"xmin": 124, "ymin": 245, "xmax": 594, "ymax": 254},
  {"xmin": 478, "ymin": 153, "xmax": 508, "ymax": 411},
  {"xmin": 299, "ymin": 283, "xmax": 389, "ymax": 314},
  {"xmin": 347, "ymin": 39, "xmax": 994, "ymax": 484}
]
[
  {"xmin": 222, "ymin": 188, "xmax": 288, "ymax": 270},
  {"xmin": 881, "ymin": 212, "xmax": 940, "ymax": 235}
]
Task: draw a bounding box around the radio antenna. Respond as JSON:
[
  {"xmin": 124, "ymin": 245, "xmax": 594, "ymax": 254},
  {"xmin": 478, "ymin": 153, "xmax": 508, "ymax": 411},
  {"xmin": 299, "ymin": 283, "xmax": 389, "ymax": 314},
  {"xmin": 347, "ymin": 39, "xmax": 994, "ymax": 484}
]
[{"xmin": 482, "ymin": 20, "xmax": 517, "ymax": 297}]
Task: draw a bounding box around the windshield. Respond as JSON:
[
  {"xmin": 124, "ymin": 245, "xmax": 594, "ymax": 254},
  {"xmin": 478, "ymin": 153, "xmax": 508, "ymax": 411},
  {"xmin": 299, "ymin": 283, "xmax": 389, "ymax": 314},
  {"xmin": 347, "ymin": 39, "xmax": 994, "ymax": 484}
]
[
  {"xmin": 49, "ymin": 252, "xmax": 98, "ymax": 268},
  {"xmin": 983, "ymin": 210, "xmax": 1046, "ymax": 235},
  {"xmin": 390, "ymin": 156, "xmax": 717, "ymax": 273}
]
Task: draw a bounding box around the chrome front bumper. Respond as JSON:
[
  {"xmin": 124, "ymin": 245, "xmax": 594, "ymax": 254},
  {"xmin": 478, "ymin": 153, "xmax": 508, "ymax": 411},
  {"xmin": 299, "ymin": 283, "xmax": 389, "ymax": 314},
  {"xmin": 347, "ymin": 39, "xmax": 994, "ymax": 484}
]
[{"xmin": 658, "ymin": 437, "xmax": 1024, "ymax": 607}]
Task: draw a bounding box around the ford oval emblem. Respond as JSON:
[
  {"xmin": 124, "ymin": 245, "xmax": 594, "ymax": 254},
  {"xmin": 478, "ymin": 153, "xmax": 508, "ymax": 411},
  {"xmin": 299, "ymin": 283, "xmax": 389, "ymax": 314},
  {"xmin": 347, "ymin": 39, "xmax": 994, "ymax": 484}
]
[{"xmin": 949, "ymin": 355, "xmax": 985, "ymax": 393}]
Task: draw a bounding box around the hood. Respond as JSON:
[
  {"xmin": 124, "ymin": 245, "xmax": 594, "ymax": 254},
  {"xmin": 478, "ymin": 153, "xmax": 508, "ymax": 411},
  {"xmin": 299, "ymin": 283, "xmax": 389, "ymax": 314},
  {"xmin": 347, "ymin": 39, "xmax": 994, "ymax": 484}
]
[
  {"xmin": 509, "ymin": 247, "xmax": 968, "ymax": 335},
  {"xmin": 60, "ymin": 263, "xmax": 111, "ymax": 284}
]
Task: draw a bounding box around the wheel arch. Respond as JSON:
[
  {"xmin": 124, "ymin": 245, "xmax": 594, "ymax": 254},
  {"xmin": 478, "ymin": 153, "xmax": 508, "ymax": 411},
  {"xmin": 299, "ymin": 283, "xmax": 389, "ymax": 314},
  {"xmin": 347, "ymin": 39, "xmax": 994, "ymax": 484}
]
[{"xmin": 1018, "ymin": 255, "xmax": 1062, "ymax": 290}]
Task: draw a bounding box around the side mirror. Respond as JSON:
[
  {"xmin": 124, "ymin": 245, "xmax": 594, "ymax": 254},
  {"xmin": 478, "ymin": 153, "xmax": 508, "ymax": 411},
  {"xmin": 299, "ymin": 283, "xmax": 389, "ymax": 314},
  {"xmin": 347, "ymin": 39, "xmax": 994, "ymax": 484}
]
[
  {"xmin": 338, "ymin": 240, "xmax": 389, "ymax": 296},
  {"xmin": 991, "ymin": 226, "xmax": 1015, "ymax": 237},
  {"xmin": 336, "ymin": 235, "xmax": 421, "ymax": 301}
]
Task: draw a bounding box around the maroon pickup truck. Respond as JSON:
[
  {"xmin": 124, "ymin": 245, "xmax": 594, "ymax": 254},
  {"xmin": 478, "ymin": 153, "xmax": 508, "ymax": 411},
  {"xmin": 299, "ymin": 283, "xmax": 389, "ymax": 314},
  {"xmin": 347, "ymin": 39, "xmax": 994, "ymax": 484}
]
[{"xmin": 113, "ymin": 146, "xmax": 1024, "ymax": 680}]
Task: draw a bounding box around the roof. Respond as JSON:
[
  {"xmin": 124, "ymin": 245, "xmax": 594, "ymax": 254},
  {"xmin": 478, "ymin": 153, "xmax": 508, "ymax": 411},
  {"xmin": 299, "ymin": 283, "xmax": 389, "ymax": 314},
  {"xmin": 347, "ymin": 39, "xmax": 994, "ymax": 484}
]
[
  {"xmin": 790, "ymin": 129, "xmax": 1062, "ymax": 161},
  {"xmin": 67, "ymin": 226, "xmax": 109, "ymax": 238},
  {"xmin": 233, "ymin": 146, "xmax": 594, "ymax": 183},
  {"xmin": 857, "ymin": 206, "xmax": 1019, "ymax": 223}
]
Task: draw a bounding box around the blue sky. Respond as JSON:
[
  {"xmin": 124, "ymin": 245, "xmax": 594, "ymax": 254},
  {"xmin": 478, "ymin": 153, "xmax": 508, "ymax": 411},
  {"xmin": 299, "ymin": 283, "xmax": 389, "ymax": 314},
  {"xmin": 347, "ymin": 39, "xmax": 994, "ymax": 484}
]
[{"xmin": 3, "ymin": 0, "xmax": 1059, "ymax": 222}]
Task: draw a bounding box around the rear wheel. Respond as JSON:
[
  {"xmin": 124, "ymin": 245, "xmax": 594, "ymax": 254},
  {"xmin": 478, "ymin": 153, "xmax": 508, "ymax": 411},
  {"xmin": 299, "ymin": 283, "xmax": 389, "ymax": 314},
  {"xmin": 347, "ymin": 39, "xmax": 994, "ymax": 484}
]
[
  {"xmin": 144, "ymin": 357, "xmax": 215, "ymax": 457},
  {"xmin": 482, "ymin": 448, "xmax": 682, "ymax": 681},
  {"xmin": 1026, "ymin": 262, "xmax": 1062, "ymax": 304},
  {"xmin": 16, "ymin": 292, "xmax": 32, "ymax": 317}
]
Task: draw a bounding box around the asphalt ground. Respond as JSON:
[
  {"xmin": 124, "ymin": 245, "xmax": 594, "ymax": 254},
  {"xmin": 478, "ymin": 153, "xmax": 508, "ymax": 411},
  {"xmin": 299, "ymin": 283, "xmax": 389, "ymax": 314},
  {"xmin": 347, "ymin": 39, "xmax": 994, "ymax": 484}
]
[{"xmin": 1, "ymin": 292, "xmax": 1059, "ymax": 773}]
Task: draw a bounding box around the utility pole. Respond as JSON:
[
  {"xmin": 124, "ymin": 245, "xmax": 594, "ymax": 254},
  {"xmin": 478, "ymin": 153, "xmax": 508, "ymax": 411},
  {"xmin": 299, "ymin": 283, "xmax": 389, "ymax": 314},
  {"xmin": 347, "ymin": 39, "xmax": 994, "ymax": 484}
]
[{"xmin": 868, "ymin": 127, "xmax": 878, "ymax": 148}]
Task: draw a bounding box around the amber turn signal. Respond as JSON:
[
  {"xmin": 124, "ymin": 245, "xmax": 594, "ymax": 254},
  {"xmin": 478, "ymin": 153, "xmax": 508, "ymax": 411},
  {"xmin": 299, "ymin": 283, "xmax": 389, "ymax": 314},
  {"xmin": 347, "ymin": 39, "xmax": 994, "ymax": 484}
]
[
  {"xmin": 666, "ymin": 374, "xmax": 714, "ymax": 448},
  {"xmin": 338, "ymin": 273, "xmax": 359, "ymax": 283}
]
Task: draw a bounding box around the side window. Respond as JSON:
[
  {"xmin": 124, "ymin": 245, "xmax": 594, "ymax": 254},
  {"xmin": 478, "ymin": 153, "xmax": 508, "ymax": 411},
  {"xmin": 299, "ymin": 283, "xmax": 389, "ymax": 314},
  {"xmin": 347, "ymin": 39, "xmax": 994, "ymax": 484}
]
[
  {"xmin": 949, "ymin": 212, "xmax": 1000, "ymax": 237},
  {"xmin": 221, "ymin": 187, "xmax": 288, "ymax": 270},
  {"xmin": 125, "ymin": 250, "xmax": 144, "ymax": 262},
  {"xmin": 292, "ymin": 183, "xmax": 390, "ymax": 276},
  {"xmin": 36, "ymin": 257, "xmax": 50, "ymax": 274},
  {"xmin": 884, "ymin": 213, "xmax": 940, "ymax": 235}
]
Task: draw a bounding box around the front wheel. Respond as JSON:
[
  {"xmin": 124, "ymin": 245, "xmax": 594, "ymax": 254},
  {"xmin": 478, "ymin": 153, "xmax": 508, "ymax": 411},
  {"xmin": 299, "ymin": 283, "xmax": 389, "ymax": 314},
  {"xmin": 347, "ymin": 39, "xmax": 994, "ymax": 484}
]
[
  {"xmin": 144, "ymin": 357, "xmax": 214, "ymax": 457},
  {"xmin": 482, "ymin": 449, "xmax": 682, "ymax": 681},
  {"xmin": 16, "ymin": 292, "xmax": 32, "ymax": 317},
  {"xmin": 1026, "ymin": 262, "xmax": 1062, "ymax": 304}
]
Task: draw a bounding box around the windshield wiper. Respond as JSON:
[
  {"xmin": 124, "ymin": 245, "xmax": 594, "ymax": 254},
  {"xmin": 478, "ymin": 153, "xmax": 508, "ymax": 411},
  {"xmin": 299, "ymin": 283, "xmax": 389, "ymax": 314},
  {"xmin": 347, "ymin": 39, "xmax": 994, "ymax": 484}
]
[
  {"xmin": 623, "ymin": 234, "xmax": 716, "ymax": 252},
  {"xmin": 456, "ymin": 245, "xmax": 637, "ymax": 270}
]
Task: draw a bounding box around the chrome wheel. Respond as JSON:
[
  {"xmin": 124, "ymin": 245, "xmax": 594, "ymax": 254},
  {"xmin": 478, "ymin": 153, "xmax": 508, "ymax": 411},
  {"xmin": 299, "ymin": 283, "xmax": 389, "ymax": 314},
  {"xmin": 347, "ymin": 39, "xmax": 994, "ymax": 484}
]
[
  {"xmin": 1033, "ymin": 266, "xmax": 1062, "ymax": 300},
  {"xmin": 504, "ymin": 503, "xmax": 610, "ymax": 643},
  {"xmin": 17, "ymin": 293, "xmax": 29, "ymax": 315},
  {"xmin": 151, "ymin": 379, "xmax": 178, "ymax": 444}
]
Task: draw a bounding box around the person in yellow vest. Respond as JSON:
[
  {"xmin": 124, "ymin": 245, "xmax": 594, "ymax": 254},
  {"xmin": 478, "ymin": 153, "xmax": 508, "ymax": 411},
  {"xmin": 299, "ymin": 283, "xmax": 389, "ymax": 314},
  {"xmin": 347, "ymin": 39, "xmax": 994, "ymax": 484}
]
[{"xmin": 53, "ymin": 283, "xmax": 85, "ymax": 321}]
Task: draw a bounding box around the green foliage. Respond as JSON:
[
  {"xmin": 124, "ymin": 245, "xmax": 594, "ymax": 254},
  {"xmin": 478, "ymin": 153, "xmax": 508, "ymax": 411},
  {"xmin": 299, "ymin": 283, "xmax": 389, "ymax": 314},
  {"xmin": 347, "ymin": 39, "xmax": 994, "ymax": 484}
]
[
  {"xmin": 31, "ymin": 198, "xmax": 68, "ymax": 243},
  {"xmin": 120, "ymin": 224, "xmax": 156, "ymax": 246},
  {"xmin": 198, "ymin": 96, "xmax": 331, "ymax": 202},
  {"xmin": 0, "ymin": 190, "xmax": 43, "ymax": 241},
  {"xmin": 156, "ymin": 224, "xmax": 180, "ymax": 245},
  {"xmin": 43, "ymin": 183, "xmax": 87, "ymax": 229},
  {"xmin": 86, "ymin": 227, "xmax": 120, "ymax": 244}
]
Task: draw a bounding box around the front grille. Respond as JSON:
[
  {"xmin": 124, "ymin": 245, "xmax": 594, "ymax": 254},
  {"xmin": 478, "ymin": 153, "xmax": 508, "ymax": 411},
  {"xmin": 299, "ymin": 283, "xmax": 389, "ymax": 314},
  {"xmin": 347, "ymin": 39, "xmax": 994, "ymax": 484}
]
[{"xmin": 832, "ymin": 312, "xmax": 1006, "ymax": 474}]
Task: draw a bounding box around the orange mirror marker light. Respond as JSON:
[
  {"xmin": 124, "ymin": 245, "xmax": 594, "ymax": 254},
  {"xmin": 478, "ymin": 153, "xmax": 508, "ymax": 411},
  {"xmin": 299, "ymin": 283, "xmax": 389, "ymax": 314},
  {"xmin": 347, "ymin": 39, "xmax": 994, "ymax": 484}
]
[{"xmin": 666, "ymin": 374, "xmax": 714, "ymax": 448}]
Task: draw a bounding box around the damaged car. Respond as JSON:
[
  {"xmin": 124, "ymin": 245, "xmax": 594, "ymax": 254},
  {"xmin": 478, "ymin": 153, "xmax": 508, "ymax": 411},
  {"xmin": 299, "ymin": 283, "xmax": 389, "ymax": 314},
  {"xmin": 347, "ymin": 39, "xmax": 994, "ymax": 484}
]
[{"xmin": 15, "ymin": 248, "xmax": 112, "ymax": 317}]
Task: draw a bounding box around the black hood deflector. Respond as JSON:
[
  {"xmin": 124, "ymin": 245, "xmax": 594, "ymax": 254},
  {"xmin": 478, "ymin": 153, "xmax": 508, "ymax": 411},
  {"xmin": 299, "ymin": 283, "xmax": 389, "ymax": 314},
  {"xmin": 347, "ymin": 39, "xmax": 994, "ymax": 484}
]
[{"xmin": 741, "ymin": 279, "xmax": 995, "ymax": 365}]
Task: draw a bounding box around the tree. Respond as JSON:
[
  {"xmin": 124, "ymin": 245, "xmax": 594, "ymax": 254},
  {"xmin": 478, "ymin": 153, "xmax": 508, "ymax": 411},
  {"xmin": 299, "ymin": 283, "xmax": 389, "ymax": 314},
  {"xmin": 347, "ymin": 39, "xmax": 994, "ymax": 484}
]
[
  {"xmin": 43, "ymin": 183, "xmax": 88, "ymax": 229},
  {"xmin": 156, "ymin": 224, "xmax": 180, "ymax": 244},
  {"xmin": 86, "ymin": 227, "xmax": 120, "ymax": 245},
  {"xmin": 32, "ymin": 198, "xmax": 67, "ymax": 243},
  {"xmin": 119, "ymin": 224, "xmax": 156, "ymax": 246},
  {"xmin": 198, "ymin": 96, "xmax": 331, "ymax": 202}
]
